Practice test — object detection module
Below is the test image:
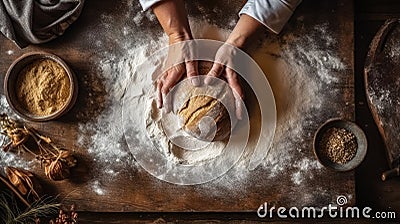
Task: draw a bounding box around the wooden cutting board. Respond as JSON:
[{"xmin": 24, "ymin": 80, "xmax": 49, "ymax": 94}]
[
  {"xmin": 0, "ymin": 0, "xmax": 355, "ymax": 212},
  {"xmin": 365, "ymin": 19, "xmax": 400, "ymax": 175}
]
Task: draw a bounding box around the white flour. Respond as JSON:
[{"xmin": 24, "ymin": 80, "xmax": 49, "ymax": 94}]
[
  {"xmin": 77, "ymin": 40, "xmax": 168, "ymax": 182},
  {"xmin": 145, "ymin": 69, "xmax": 239, "ymax": 166},
  {"xmin": 145, "ymin": 98, "xmax": 228, "ymax": 165},
  {"xmin": 0, "ymin": 1, "xmax": 348, "ymax": 195},
  {"xmin": 386, "ymin": 28, "xmax": 400, "ymax": 60},
  {"xmin": 389, "ymin": 45, "xmax": 400, "ymax": 59},
  {"xmin": 368, "ymin": 24, "xmax": 399, "ymax": 125},
  {"xmin": 77, "ymin": 17, "xmax": 235, "ymax": 182},
  {"xmin": 77, "ymin": 15, "xmax": 345, "ymax": 194},
  {"xmin": 0, "ymin": 95, "xmax": 36, "ymax": 171},
  {"xmin": 5, "ymin": 50, "xmax": 14, "ymax": 55},
  {"xmin": 92, "ymin": 180, "xmax": 107, "ymax": 196}
]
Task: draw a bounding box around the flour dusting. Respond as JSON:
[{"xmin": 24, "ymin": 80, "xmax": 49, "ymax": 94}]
[
  {"xmin": 92, "ymin": 180, "xmax": 107, "ymax": 196},
  {"xmin": 0, "ymin": 5, "xmax": 347, "ymax": 194},
  {"xmin": 0, "ymin": 95, "xmax": 36, "ymax": 171},
  {"xmin": 0, "ymin": 1, "xmax": 353, "ymax": 208},
  {"xmin": 253, "ymin": 21, "xmax": 346, "ymax": 186},
  {"xmin": 74, "ymin": 3, "xmax": 346, "ymax": 191},
  {"xmin": 386, "ymin": 29, "xmax": 400, "ymax": 61}
]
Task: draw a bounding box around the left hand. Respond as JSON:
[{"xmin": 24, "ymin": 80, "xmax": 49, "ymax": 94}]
[
  {"xmin": 204, "ymin": 45, "xmax": 244, "ymax": 120},
  {"xmin": 205, "ymin": 14, "xmax": 265, "ymax": 120}
]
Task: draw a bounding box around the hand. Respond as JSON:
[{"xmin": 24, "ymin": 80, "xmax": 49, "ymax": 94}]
[
  {"xmin": 204, "ymin": 44, "xmax": 244, "ymax": 120},
  {"xmin": 157, "ymin": 51, "xmax": 198, "ymax": 112},
  {"xmin": 205, "ymin": 14, "xmax": 264, "ymax": 120},
  {"xmin": 152, "ymin": 0, "xmax": 199, "ymax": 111}
]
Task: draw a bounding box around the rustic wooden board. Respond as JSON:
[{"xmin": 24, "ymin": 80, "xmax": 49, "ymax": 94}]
[
  {"xmin": 364, "ymin": 19, "xmax": 400, "ymax": 170},
  {"xmin": 0, "ymin": 0, "xmax": 355, "ymax": 212}
]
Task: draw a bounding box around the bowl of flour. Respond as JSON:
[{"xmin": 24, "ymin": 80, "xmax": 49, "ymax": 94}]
[{"xmin": 5, "ymin": 52, "xmax": 78, "ymax": 121}]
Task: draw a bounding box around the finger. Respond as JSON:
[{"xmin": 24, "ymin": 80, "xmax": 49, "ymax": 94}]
[
  {"xmin": 162, "ymin": 65, "xmax": 185, "ymax": 113},
  {"xmin": 157, "ymin": 80, "xmax": 163, "ymax": 109},
  {"xmin": 162, "ymin": 64, "xmax": 185, "ymax": 94},
  {"xmin": 234, "ymin": 96, "xmax": 244, "ymax": 120},
  {"xmin": 205, "ymin": 62, "xmax": 224, "ymax": 85},
  {"xmin": 185, "ymin": 60, "xmax": 200, "ymax": 86},
  {"xmin": 164, "ymin": 90, "xmax": 172, "ymax": 113},
  {"xmin": 225, "ymin": 68, "xmax": 245, "ymax": 120}
]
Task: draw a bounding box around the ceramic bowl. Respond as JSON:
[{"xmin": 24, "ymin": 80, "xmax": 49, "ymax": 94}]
[
  {"xmin": 4, "ymin": 52, "xmax": 78, "ymax": 121},
  {"xmin": 313, "ymin": 119, "xmax": 367, "ymax": 172}
]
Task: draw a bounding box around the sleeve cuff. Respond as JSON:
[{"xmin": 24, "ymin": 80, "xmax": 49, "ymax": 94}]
[
  {"xmin": 139, "ymin": 0, "xmax": 164, "ymax": 11},
  {"xmin": 239, "ymin": 0, "xmax": 301, "ymax": 34}
]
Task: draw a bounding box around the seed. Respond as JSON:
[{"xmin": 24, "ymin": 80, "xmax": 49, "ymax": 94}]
[{"xmin": 319, "ymin": 127, "xmax": 357, "ymax": 164}]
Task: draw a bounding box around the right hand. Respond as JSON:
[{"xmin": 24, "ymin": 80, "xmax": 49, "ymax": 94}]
[
  {"xmin": 152, "ymin": 0, "xmax": 199, "ymax": 112},
  {"xmin": 156, "ymin": 33, "xmax": 199, "ymax": 112}
]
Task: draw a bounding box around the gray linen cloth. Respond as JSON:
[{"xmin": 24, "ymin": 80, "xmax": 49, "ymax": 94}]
[{"xmin": 0, "ymin": 0, "xmax": 84, "ymax": 48}]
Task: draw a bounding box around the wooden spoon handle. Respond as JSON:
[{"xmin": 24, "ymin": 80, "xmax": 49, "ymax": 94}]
[{"xmin": 381, "ymin": 167, "xmax": 400, "ymax": 181}]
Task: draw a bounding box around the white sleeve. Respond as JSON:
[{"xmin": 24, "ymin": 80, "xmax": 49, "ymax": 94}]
[
  {"xmin": 239, "ymin": 0, "xmax": 302, "ymax": 34},
  {"xmin": 139, "ymin": 0, "xmax": 164, "ymax": 11}
]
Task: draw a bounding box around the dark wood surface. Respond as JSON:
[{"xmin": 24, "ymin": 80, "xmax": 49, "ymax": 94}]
[
  {"xmin": 0, "ymin": 0, "xmax": 355, "ymax": 213},
  {"xmin": 3, "ymin": 0, "xmax": 400, "ymax": 222}
]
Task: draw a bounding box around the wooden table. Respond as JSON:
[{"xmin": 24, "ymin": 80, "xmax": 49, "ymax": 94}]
[{"xmin": 0, "ymin": 0, "xmax": 355, "ymax": 217}]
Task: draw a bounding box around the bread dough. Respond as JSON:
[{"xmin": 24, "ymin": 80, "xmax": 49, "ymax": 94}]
[
  {"xmin": 172, "ymin": 61, "xmax": 237, "ymax": 141},
  {"xmin": 146, "ymin": 97, "xmax": 227, "ymax": 165},
  {"xmin": 145, "ymin": 61, "xmax": 238, "ymax": 165}
]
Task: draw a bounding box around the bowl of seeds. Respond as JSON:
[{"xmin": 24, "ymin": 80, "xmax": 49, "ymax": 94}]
[
  {"xmin": 4, "ymin": 52, "xmax": 78, "ymax": 121},
  {"xmin": 313, "ymin": 119, "xmax": 367, "ymax": 171}
]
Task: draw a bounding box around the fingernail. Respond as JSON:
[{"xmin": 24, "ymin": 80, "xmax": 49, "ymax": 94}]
[
  {"xmin": 236, "ymin": 101, "xmax": 243, "ymax": 120},
  {"xmin": 205, "ymin": 77, "xmax": 213, "ymax": 85},
  {"xmin": 191, "ymin": 77, "xmax": 200, "ymax": 86},
  {"xmin": 237, "ymin": 112, "xmax": 242, "ymax": 120},
  {"xmin": 236, "ymin": 110, "xmax": 242, "ymax": 120},
  {"xmin": 157, "ymin": 100, "xmax": 162, "ymax": 109}
]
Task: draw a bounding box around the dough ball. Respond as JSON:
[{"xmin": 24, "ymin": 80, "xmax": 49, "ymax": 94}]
[
  {"xmin": 178, "ymin": 94, "xmax": 231, "ymax": 141},
  {"xmin": 172, "ymin": 61, "xmax": 236, "ymax": 141}
]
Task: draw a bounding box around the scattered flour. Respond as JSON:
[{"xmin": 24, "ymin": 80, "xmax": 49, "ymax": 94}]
[
  {"xmin": 77, "ymin": 10, "xmax": 236, "ymax": 183},
  {"xmin": 249, "ymin": 21, "xmax": 346, "ymax": 186},
  {"xmin": 133, "ymin": 9, "xmax": 157, "ymax": 26},
  {"xmin": 386, "ymin": 27, "xmax": 400, "ymax": 61},
  {"xmin": 0, "ymin": 95, "xmax": 36, "ymax": 172},
  {"xmin": 388, "ymin": 44, "xmax": 400, "ymax": 59},
  {"xmin": 291, "ymin": 158, "xmax": 323, "ymax": 185},
  {"xmin": 371, "ymin": 89, "xmax": 392, "ymax": 113},
  {"xmin": 292, "ymin": 171, "xmax": 303, "ymax": 185},
  {"xmin": 71, "ymin": 1, "xmax": 347, "ymax": 194},
  {"xmin": 0, "ymin": 1, "xmax": 348, "ymax": 196},
  {"xmin": 77, "ymin": 40, "xmax": 168, "ymax": 179},
  {"xmin": 92, "ymin": 180, "xmax": 106, "ymax": 196}
]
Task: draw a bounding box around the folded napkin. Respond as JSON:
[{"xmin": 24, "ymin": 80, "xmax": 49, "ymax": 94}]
[{"xmin": 0, "ymin": 0, "xmax": 84, "ymax": 48}]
